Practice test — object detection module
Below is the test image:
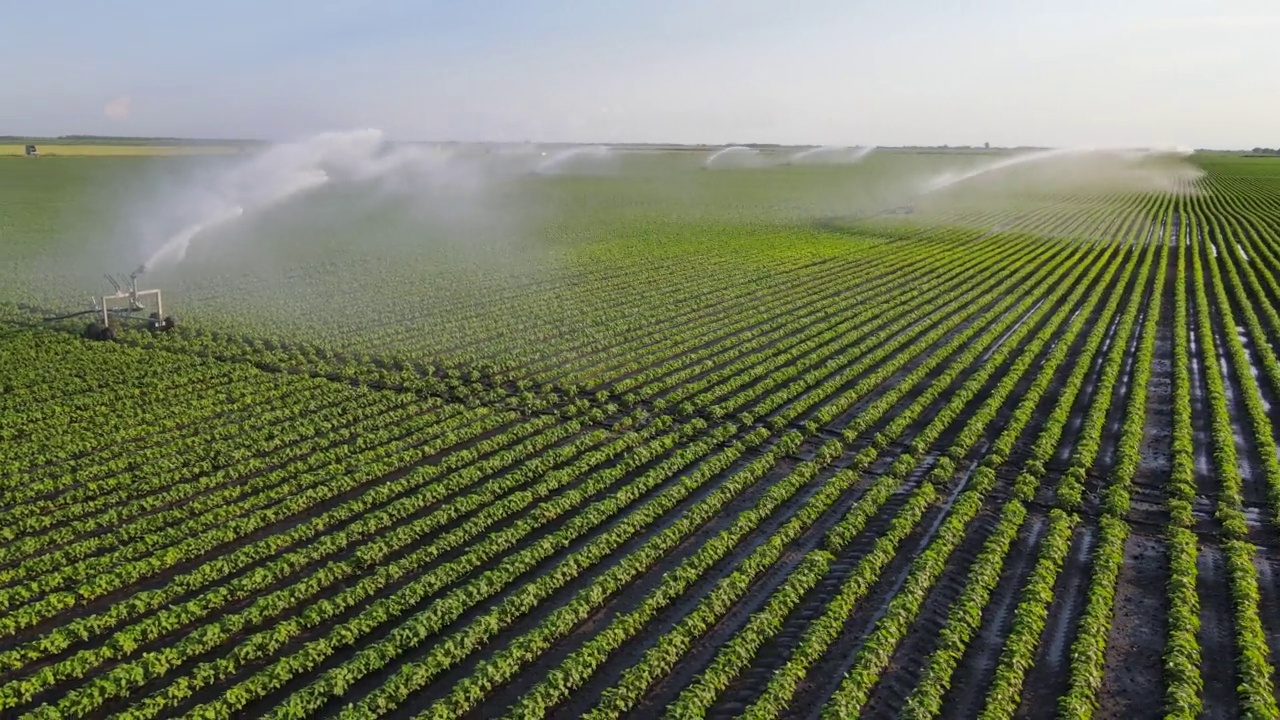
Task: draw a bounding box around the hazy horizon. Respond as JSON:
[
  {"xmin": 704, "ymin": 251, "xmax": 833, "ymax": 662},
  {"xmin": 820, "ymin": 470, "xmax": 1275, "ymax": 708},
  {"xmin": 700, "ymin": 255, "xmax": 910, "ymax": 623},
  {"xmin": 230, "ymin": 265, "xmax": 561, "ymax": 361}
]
[
  {"xmin": 3, "ymin": 0, "xmax": 1278, "ymax": 150},
  {"xmin": 0, "ymin": 135, "xmax": 1207, "ymax": 151}
]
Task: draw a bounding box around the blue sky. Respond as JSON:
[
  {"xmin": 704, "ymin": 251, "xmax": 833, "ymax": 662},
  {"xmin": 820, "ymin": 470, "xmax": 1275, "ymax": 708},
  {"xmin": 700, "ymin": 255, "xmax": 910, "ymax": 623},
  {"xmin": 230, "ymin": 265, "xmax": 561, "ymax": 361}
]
[{"xmin": 3, "ymin": 0, "xmax": 1277, "ymax": 148}]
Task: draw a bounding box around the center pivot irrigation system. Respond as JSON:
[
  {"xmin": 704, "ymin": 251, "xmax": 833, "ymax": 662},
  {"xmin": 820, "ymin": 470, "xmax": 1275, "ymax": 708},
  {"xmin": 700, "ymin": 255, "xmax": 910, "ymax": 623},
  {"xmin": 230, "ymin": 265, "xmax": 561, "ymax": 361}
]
[{"xmin": 43, "ymin": 266, "xmax": 176, "ymax": 341}]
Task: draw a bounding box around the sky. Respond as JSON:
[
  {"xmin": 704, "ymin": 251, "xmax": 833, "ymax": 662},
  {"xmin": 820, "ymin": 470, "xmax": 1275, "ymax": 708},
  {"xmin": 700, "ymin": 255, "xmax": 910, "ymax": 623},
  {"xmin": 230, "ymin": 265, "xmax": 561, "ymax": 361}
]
[{"xmin": 2, "ymin": 0, "xmax": 1278, "ymax": 148}]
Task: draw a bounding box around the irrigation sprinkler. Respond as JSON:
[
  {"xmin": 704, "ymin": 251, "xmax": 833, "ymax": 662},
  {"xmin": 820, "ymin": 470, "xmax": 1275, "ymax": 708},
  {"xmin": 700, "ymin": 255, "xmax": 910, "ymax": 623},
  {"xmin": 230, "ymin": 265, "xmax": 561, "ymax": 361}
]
[{"xmin": 43, "ymin": 265, "xmax": 176, "ymax": 341}]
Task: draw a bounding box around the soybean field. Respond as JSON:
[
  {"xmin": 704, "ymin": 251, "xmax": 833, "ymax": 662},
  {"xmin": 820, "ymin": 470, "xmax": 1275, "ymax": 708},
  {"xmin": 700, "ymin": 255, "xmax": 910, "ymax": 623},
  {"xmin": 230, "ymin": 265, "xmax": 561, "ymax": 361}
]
[{"xmin": 2, "ymin": 149, "xmax": 1280, "ymax": 719}]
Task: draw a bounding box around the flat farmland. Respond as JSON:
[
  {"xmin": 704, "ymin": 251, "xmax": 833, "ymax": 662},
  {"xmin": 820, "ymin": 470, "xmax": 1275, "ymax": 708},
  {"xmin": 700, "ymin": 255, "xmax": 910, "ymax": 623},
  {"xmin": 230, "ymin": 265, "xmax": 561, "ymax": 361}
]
[
  {"xmin": 0, "ymin": 144, "xmax": 247, "ymax": 157},
  {"xmin": 2, "ymin": 148, "xmax": 1279, "ymax": 719}
]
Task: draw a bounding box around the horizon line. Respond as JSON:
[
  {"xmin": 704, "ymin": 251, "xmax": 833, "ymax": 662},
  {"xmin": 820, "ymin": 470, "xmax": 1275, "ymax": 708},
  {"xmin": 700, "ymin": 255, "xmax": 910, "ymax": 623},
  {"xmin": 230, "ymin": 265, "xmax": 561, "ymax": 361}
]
[{"xmin": 2, "ymin": 134, "xmax": 1246, "ymax": 152}]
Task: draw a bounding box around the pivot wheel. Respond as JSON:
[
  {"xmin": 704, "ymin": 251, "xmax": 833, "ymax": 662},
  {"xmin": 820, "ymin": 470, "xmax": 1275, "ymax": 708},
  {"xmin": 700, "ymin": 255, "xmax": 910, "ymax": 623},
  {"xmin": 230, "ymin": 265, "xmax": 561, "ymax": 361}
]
[
  {"xmin": 148, "ymin": 312, "xmax": 177, "ymax": 333},
  {"xmin": 83, "ymin": 322, "xmax": 116, "ymax": 341}
]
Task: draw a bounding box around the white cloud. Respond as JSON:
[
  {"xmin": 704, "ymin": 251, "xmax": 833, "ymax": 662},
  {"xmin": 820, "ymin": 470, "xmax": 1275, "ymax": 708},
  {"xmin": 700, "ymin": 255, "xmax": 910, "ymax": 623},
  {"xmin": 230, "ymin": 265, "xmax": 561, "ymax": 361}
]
[{"xmin": 104, "ymin": 95, "xmax": 131, "ymax": 120}]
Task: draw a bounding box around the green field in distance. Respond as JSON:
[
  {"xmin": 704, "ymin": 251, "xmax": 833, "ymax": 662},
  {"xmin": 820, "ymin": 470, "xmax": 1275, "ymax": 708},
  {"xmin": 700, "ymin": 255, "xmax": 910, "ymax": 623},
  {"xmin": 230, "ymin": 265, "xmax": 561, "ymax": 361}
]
[{"xmin": 3, "ymin": 148, "xmax": 1280, "ymax": 719}]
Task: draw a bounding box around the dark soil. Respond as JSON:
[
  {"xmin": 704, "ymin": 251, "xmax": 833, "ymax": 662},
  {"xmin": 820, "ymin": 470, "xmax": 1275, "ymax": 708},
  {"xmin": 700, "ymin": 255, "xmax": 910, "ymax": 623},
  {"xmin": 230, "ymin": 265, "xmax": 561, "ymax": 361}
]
[
  {"xmin": 1097, "ymin": 531, "xmax": 1169, "ymax": 720},
  {"xmin": 1197, "ymin": 542, "xmax": 1241, "ymax": 719}
]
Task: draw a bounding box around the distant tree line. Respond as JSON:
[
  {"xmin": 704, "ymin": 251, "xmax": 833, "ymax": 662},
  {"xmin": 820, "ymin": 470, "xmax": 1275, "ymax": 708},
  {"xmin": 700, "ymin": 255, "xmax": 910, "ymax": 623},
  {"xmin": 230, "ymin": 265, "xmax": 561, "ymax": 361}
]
[
  {"xmin": 1250, "ymin": 148, "xmax": 1280, "ymax": 155},
  {"xmin": 0, "ymin": 135, "xmax": 257, "ymax": 146}
]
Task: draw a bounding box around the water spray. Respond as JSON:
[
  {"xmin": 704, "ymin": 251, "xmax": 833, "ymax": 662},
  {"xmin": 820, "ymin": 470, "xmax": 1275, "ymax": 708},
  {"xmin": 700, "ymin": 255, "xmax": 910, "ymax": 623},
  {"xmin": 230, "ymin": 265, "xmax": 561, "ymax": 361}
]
[
  {"xmin": 888, "ymin": 145, "xmax": 1202, "ymax": 216},
  {"xmin": 703, "ymin": 145, "xmax": 762, "ymax": 169},
  {"xmin": 533, "ymin": 145, "xmax": 614, "ymax": 175},
  {"xmin": 45, "ymin": 128, "xmax": 493, "ymax": 341},
  {"xmin": 787, "ymin": 145, "xmax": 876, "ymax": 165},
  {"xmin": 919, "ymin": 146, "xmax": 1091, "ymax": 195},
  {"xmin": 142, "ymin": 204, "xmax": 249, "ymax": 272},
  {"xmin": 135, "ymin": 129, "xmax": 467, "ymax": 276}
]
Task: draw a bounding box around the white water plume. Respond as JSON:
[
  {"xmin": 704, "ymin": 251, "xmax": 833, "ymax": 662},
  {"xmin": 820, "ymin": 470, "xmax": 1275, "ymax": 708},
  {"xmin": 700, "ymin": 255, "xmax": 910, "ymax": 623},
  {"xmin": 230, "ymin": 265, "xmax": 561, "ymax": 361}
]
[
  {"xmin": 920, "ymin": 147, "xmax": 1092, "ymax": 194},
  {"xmin": 916, "ymin": 145, "xmax": 1205, "ymax": 199},
  {"xmin": 1150, "ymin": 144, "xmax": 1195, "ymax": 157},
  {"xmin": 137, "ymin": 129, "xmax": 473, "ymax": 273},
  {"xmin": 142, "ymin": 204, "xmax": 249, "ymax": 270},
  {"xmin": 533, "ymin": 145, "xmax": 615, "ymax": 175},
  {"xmin": 703, "ymin": 145, "xmax": 766, "ymax": 169},
  {"xmin": 788, "ymin": 145, "xmax": 876, "ymax": 165}
]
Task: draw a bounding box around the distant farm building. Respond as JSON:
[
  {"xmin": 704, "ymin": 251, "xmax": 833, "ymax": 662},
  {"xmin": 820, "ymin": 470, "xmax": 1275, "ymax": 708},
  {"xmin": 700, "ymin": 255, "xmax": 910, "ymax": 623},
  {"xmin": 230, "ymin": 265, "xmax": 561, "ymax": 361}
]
[{"xmin": 24, "ymin": 144, "xmax": 38, "ymax": 156}]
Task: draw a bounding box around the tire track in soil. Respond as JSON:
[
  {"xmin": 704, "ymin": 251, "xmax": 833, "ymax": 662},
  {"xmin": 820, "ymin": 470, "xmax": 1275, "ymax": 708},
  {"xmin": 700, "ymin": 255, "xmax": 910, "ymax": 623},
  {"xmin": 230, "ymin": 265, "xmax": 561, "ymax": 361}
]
[
  {"xmin": 427, "ymin": 240, "xmax": 1060, "ymax": 718},
  {"xmin": 1018, "ymin": 234, "xmax": 1161, "ymax": 716},
  {"xmin": 1196, "ymin": 543, "xmax": 1241, "ymax": 719},
  {"xmin": 468, "ymin": 278, "xmax": 1023, "ymax": 718},
  {"xmin": 676, "ymin": 250, "xmax": 1081, "ymax": 719},
  {"xmin": 1199, "ymin": 202, "xmax": 1280, "ymax": 429},
  {"xmin": 696, "ymin": 449, "xmax": 944, "ymax": 719},
  {"xmin": 1251, "ymin": 553, "xmax": 1280, "ymax": 701},
  {"xmin": 846, "ymin": 505, "xmax": 1004, "ymax": 720},
  {"xmin": 932, "ymin": 238, "xmax": 1130, "ymax": 719},
  {"xmin": 1186, "ymin": 281, "xmax": 1219, "ymax": 534},
  {"xmin": 461, "ymin": 452, "xmax": 843, "ymax": 720},
  {"xmin": 453, "ymin": 250, "xmax": 1051, "ymax": 717},
  {"xmin": 1097, "ymin": 233, "xmax": 1176, "ymax": 717},
  {"xmin": 1033, "ymin": 244, "xmax": 1134, "ymax": 507},
  {"xmin": 939, "ymin": 511, "xmax": 1048, "ymax": 720},
  {"xmin": 797, "ymin": 242, "xmax": 1116, "ymax": 718},
  {"xmin": 1198, "ymin": 237, "xmax": 1274, "ymax": 540},
  {"xmin": 622, "ymin": 461, "xmax": 929, "ymax": 720},
  {"xmin": 1184, "ymin": 217, "xmax": 1241, "ymax": 716},
  {"xmin": 1012, "ymin": 521, "xmax": 1096, "ymax": 719},
  {"xmin": 1097, "ymin": 531, "xmax": 1169, "ymax": 720},
  {"xmin": 787, "ymin": 454, "xmax": 991, "ymax": 719},
  {"xmin": 1128, "ymin": 239, "xmax": 1176, "ymax": 528},
  {"xmin": 241, "ymin": 425, "xmax": 762, "ymax": 719},
  {"xmin": 568, "ymin": 460, "xmax": 909, "ymax": 720}
]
